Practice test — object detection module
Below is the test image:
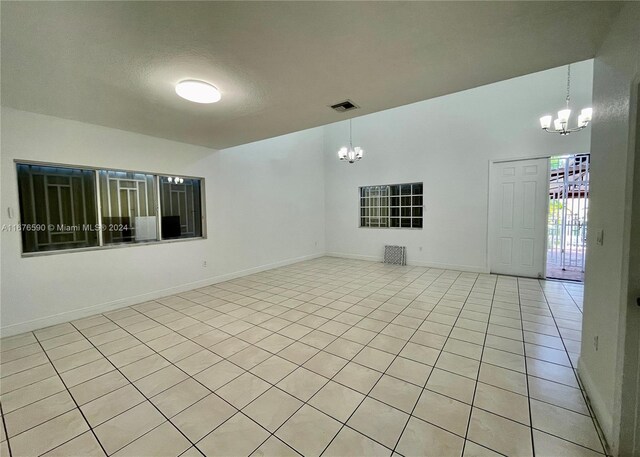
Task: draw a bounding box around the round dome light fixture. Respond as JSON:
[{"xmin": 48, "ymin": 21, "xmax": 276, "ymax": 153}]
[{"xmin": 175, "ymin": 80, "xmax": 221, "ymax": 104}]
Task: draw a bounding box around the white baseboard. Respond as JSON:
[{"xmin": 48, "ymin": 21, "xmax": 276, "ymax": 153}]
[
  {"xmin": 0, "ymin": 252, "xmax": 324, "ymax": 338},
  {"xmin": 577, "ymin": 357, "xmax": 614, "ymax": 450},
  {"xmin": 325, "ymin": 252, "xmax": 489, "ymax": 274}
]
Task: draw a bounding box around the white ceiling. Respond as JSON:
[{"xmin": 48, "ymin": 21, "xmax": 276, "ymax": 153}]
[{"xmin": 1, "ymin": 1, "xmax": 622, "ymax": 150}]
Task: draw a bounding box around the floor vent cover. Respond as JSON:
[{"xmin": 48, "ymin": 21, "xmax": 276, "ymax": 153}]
[{"xmin": 384, "ymin": 245, "xmax": 407, "ymax": 266}]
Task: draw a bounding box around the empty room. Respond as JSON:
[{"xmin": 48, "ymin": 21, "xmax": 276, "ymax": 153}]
[{"xmin": 1, "ymin": 2, "xmax": 639, "ymax": 457}]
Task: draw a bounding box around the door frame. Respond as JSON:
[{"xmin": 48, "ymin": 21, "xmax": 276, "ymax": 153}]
[
  {"xmin": 486, "ymin": 156, "xmax": 551, "ymax": 278},
  {"xmin": 616, "ymin": 76, "xmax": 640, "ymax": 457}
]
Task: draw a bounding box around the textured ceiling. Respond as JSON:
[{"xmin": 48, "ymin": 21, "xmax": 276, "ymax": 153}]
[{"xmin": 1, "ymin": 1, "xmax": 623, "ymax": 149}]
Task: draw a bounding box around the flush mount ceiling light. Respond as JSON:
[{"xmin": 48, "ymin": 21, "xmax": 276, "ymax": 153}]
[
  {"xmin": 539, "ymin": 64, "xmax": 592, "ymax": 136},
  {"xmin": 338, "ymin": 119, "xmax": 364, "ymax": 164},
  {"xmin": 175, "ymin": 80, "xmax": 221, "ymax": 104}
]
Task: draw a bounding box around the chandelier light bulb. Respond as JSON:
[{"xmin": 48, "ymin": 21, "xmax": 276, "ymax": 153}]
[
  {"xmin": 581, "ymin": 108, "xmax": 593, "ymax": 122},
  {"xmin": 339, "ymin": 146, "xmax": 364, "ymax": 163},
  {"xmin": 578, "ymin": 114, "xmax": 587, "ymax": 128},
  {"xmin": 540, "ymin": 115, "xmax": 552, "ymax": 129},
  {"xmin": 554, "ymin": 119, "xmax": 564, "ymax": 131},
  {"xmin": 557, "ymin": 109, "xmax": 571, "ymax": 123},
  {"xmin": 168, "ymin": 177, "xmax": 173, "ymax": 183}
]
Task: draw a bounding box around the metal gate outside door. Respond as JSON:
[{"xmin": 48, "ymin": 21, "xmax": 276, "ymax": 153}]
[{"xmin": 547, "ymin": 154, "xmax": 590, "ymax": 281}]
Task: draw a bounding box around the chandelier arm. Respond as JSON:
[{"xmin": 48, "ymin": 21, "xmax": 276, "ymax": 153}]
[
  {"xmin": 565, "ymin": 125, "xmax": 588, "ymax": 133},
  {"xmin": 543, "ymin": 124, "xmax": 588, "ymax": 134}
]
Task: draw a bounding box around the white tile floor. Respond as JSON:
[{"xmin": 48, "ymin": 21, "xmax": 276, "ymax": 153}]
[{"xmin": 0, "ymin": 257, "xmax": 606, "ymax": 457}]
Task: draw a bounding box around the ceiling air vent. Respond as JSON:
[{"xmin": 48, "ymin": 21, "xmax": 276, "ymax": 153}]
[{"xmin": 330, "ymin": 100, "xmax": 359, "ymax": 113}]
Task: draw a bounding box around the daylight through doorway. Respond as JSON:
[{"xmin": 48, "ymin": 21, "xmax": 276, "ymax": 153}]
[{"xmin": 547, "ymin": 154, "xmax": 590, "ymax": 282}]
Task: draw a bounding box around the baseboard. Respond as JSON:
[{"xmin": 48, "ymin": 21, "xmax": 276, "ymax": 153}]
[
  {"xmin": 325, "ymin": 252, "xmax": 489, "ymax": 274},
  {"xmin": 577, "ymin": 357, "xmax": 615, "ymax": 452},
  {"xmin": 325, "ymin": 252, "xmax": 381, "ymax": 263},
  {"xmin": 0, "ymin": 252, "xmax": 324, "ymax": 338}
]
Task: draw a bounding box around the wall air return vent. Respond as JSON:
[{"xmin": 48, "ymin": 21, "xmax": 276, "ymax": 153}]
[
  {"xmin": 330, "ymin": 100, "xmax": 359, "ymax": 112},
  {"xmin": 384, "ymin": 245, "xmax": 407, "ymax": 266}
]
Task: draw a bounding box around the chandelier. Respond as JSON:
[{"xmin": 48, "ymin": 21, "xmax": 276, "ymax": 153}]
[
  {"xmin": 539, "ymin": 64, "xmax": 592, "ymax": 135},
  {"xmin": 338, "ymin": 119, "xmax": 364, "ymax": 163},
  {"xmin": 167, "ymin": 176, "xmax": 184, "ymax": 184}
]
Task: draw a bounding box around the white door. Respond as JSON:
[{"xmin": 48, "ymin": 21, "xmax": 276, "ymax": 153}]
[{"xmin": 489, "ymin": 158, "xmax": 549, "ymax": 278}]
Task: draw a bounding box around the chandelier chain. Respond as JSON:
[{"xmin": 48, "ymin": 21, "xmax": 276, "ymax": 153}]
[
  {"xmin": 566, "ymin": 64, "xmax": 571, "ymax": 108},
  {"xmin": 538, "ymin": 63, "xmax": 591, "ymax": 135}
]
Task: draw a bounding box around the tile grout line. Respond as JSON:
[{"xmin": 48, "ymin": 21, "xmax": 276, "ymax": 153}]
[
  {"xmin": 509, "ymin": 280, "xmax": 608, "ymax": 455},
  {"xmin": 314, "ymin": 268, "xmax": 453, "ymax": 456},
  {"xmin": 8, "ymin": 277, "xmax": 393, "ymax": 456},
  {"xmin": 228, "ymin": 264, "xmax": 448, "ymax": 455},
  {"xmin": 69, "ymin": 316, "xmax": 234, "ymax": 456},
  {"xmin": 0, "ymin": 399, "xmax": 14, "ymax": 457},
  {"xmin": 389, "ymin": 272, "xmax": 481, "ymax": 455},
  {"xmin": 0, "ymin": 275, "xmax": 575, "ymax": 369},
  {"xmin": 460, "ymin": 273, "xmax": 498, "ymax": 456},
  {"xmin": 560, "ymin": 281, "xmax": 584, "ymax": 314},
  {"xmin": 119, "ymin": 269, "xmax": 547, "ymax": 456},
  {"xmin": 231, "ymin": 268, "xmax": 450, "ymax": 456},
  {"xmin": 94, "ymin": 286, "xmax": 392, "ymax": 456},
  {"xmin": 151, "ymin": 265, "xmax": 596, "ymax": 454},
  {"xmin": 1, "ymin": 296, "xmax": 577, "ymax": 382},
  {"xmin": 538, "ymin": 279, "xmax": 611, "ymax": 456},
  {"xmin": 29, "ymin": 332, "xmax": 111, "ymax": 457},
  {"xmin": 3, "ymin": 303, "xmax": 580, "ymax": 427},
  {"xmin": 0, "ymin": 259, "xmax": 597, "ymax": 457},
  {"xmin": 517, "ymin": 278, "xmax": 537, "ymax": 457},
  {"xmin": 72, "ymin": 315, "xmax": 259, "ymax": 456}
]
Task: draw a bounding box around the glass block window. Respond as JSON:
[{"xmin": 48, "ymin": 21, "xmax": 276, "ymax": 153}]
[{"xmin": 360, "ymin": 182, "xmax": 423, "ymax": 229}]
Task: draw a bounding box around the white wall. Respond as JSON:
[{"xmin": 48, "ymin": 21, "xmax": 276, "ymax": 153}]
[
  {"xmin": 323, "ymin": 61, "xmax": 593, "ymax": 271},
  {"xmin": 0, "ymin": 61, "xmax": 598, "ymax": 338},
  {"xmin": 578, "ymin": 3, "xmax": 640, "ymax": 454},
  {"xmin": 0, "ymin": 108, "xmax": 325, "ymax": 336}
]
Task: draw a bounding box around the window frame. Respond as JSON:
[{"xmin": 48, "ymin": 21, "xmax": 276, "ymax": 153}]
[
  {"xmin": 358, "ymin": 182, "xmax": 423, "ymax": 230},
  {"xmin": 158, "ymin": 175, "xmax": 204, "ymax": 241},
  {"xmin": 14, "ymin": 160, "xmax": 207, "ymax": 257}
]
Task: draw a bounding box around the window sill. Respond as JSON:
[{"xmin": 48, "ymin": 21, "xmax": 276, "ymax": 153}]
[
  {"xmin": 21, "ymin": 236, "xmax": 207, "ymax": 258},
  {"xmin": 359, "ymin": 227, "xmax": 423, "ymax": 230}
]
